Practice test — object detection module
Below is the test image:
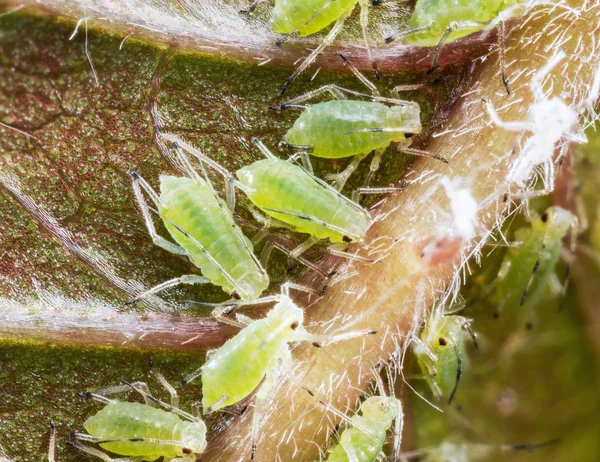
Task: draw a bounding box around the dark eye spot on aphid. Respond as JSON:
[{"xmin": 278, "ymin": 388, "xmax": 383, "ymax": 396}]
[
  {"xmin": 438, "ymin": 337, "xmax": 447, "ymax": 346},
  {"xmin": 503, "ymin": 193, "xmax": 508, "ymax": 202},
  {"xmin": 343, "ymin": 236, "xmax": 352, "ymax": 243},
  {"xmin": 404, "ymin": 132, "xmax": 415, "ymax": 139},
  {"xmin": 371, "ymin": 0, "xmax": 382, "ymax": 5},
  {"xmin": 541, "ymin": 212, "xmax": 549, "ymax": 223},
  {"xmin": 290, "ymin": 321, "xmax": 299, "ymax": 330},
  {"xmin": 525, "ymin": 322, "xmax": 534, "ymax": 330},
  {"xmin": 232, "ymin": 291, "xmax": 241, "ymax": 300},
  {"xmin": 182, "ymin": 448, "xmax": 192, "ymax": 454},
  {"xmin": 312, "ymin": 342, "xmax": 322, "ymax": 348}
]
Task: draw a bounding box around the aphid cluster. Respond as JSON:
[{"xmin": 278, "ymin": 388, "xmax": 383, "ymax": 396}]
[{"xmin": 20, "ymin": 1, "xmax": 597, "ymax": 461}]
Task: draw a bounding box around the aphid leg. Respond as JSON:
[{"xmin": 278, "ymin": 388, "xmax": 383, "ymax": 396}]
[
  {"xmin": 293, "ymin": 326, "xmax": 377, "ymax": 347},
  {"xmin": 326, "ymin": 153, "xmax": 369, "ymax": 191},
  {"xmin": 68, "ymin": 440, "xmax": 141, "ymax": 461},
  {"xmin": 270, "ymin": 241, "xmax": 332, "ymax": 277},
  {"xmin": 250, "ymin": 369, "xmax": 278, "ymax": 460},
  {"xmin": 365, "ymin": 147, "xmax": 387, "ymax": 186},
  {"xmin": 210, "ymin": 307, "xmax": 251, "ymax": 328},
  {"xmin": 530, "ymin": 51, "xmax": 566, "ymax": 100},
  {"xmin": 339, "ymin": 53, "xmax": 380, "ymax": 96},
  {"xmin": 125, "ymin": 274, "xmax": 209, "ymax": 305},
  {"xmin": 48, "ymin": 421, "xmax": 56, "ymax": 462},
  {"xmin": 83, "ymin": 381, "xmax": 153, "ymax": 405},
  {"xmin": 357, "ymin": 0, "xmax": 378, "ymax": 79},
  {"xmin": 351, "ymin": 184, "xmax": 406, "ymax": 204},
  {"xmin": 341, "ymin": 441, "xmax": 361, "ymax": 462},
  {"xmin": 191, "ymin": 401, "xmax": 203, "ymax": 418},
  {"xmin": 289, "ymin": 235, "xmax": 321, "ymax": 259},
  {"xmin": 391, "ymin": 83, "xmax": 432, "ymax": 99},
  {"xmin": 384, "ymin": 23, "xmax": 431, "ymax": 44},
  {"xmin": 397, "ymin": 145, "xmax": 448, "ymax": 164},
  {"xmin": 447, "ymin": 344, "xmax": 463, "ymax": 404},
  {"xmin": 129, "ymin": 171, "xmax": 188, "ymax": 255},
  {"xmin": 327, "ymin": 242, "xmax": 377, "ymax": 263},
  {"xmin": 391, "ymin": 403, "xmax": 404, "ymax": 462},
  {"xmin": 280, "ymin": 9, "xmax": 352, "ymax": 94},
  {"xmin": 430, "ymin": 21, "xmax": 487, "ymax": 71},
  {"xmin": 287, "ymin": 149, "xmax": 314, "ymax": 174},
  {"xmin": 498, "ymin": 20, "xmax": 511, "ymax": 95},
  {"xmin": 148, "ymin": 359, "xmax": 179, "ymax": 408},
  {"xmin": 275, "ymin": 30, "xmax": 298, "ymax": 47}
]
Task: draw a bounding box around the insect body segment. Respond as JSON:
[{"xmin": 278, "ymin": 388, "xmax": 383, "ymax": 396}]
[
  {"xmin": 83, "ymin": 401, "xmax": 206, "ymax": 459},
  {"xmin": 270, "ymin": 0, "xmax": 356, "ymax": 37},
  {"xmin": 285, "ymin": 100, "xmax": 421, "ymax": 160},
  {"xmin": 128, "ymin": 139, "xmax": 268, "ymax": 304},
  {"xmin": 237, "ymin": 157, "xmax": 371, "ymax": 243},
  {"xmin": 492, "ymin": 206, "xmax": 576, "ymax": 325},
  {"xmin": 403, "ymin": 0, "xmax": 521, "ymax": 47},
  {"xmin": 158, "ymin": 175, "xmax": 267, "ymax": 299},
  {"xmin": 71, "ymin": 366, "xmax": 207, "ymax": 461},
  {"xmin": 327, "ymin": 396, "xmax": 403, "ymax": 462}
]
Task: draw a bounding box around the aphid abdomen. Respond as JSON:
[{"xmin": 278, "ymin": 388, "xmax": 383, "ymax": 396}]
[
  {"xmin": 328, "ymin": 422, "xmax": 386, "ymax": 462},
  {"xmin": 494, "ymin": 207, "xmax": 573, "ymax": 310},
  {"xmin": 84, "ymin": 402, "xmax": 182, "ymax": 458},
  {"xmin": 201, "ymin": 316, "xmax": 288, "ymax": 411},
  {"xmin": 270, "ymin": 0, "xmax": 356, "ymax": 36},
  {"xmin": 285, "ymin": 101, "xmax": 396, "ymax": 159},
  {"xmin": 405, "ymin": 0, "xmax": 514, "ymax": 46},
  {"xmin": 236, "ymin": 159, "xmax": 371, "ymax": 242},
  {"xmin": 159, "ymin": 175, "xmax": 268, "ymax": 299}
]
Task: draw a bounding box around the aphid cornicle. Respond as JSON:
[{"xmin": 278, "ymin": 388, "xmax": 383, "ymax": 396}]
[
  {"xmin": 491, "ymin": 206, "xmax": 577, "ymax": 327},
  {"xmin": 127, "ymin": 138, "xmax": 268, "ymax": 304},
  {"xmin": 407, "ymin": 298, "xmax": 478, "ymax": 406},
  {"xmin": 180, "ymin": 284, "xmax": 376, "ymax": 459},
  {"xmin": 385, "ymin": 0, "xmax": 526, "ymax": 93},
  {"xmin": 70, "ymin": 364, "xmax": 207, "ymax": 461},
  {"xmin": 161, "ymin": 134, "xmax": 393, "ymax": 264},
  {"xmin": 264, "ymin": 0, "xmax": 378, "ymax": 94},
  {"xmin": 274, "ymin": 55, "xmax": 445, "ymax": 191}
]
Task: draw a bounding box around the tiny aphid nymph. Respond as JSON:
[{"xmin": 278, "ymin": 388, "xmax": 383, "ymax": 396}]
[
  {"xmin": 386, "ymin": 0, "xmax": 532, "ymax": 93},
  {"xmin": 264, "ymin": 0, "xmax": 379, "ymax": 93},
  {"xmin": 127, "ymin": 138, "xmax": 268, "ymax": 304},
  {"xmin": 492, "ymin": 206, "xmax": 577, "ymax": 328},
  {"xmin": 70, "ymin": 364, "xmax": 207, "ymax": 461},
  {"xmin": 181, "ymin": 284, "xmax": 376, "ymax": 459},
  {"xmin": 274, "ymin": 55, "xmax": 446, "ymax": 191}
]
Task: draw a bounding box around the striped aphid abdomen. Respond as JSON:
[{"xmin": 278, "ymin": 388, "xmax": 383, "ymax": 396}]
[
  {"xmin": 271, "ymin": 0, "xmax": 356, "ymax": 36},
  {"xmin": 406, "ymin": 0, "xmax": 520, "ymax": 46},
  {"xmin": 236, "ymin": 159, "xmax": 371, "ymax": 242},
  {"xmin": 158, "ymin": 175, "xmax": 268, "ymax": 300},
  {"xmin": 285, "ymin": 101, "xmax": 421, "ymax": 159},
  {"xmin": 84, "ymin": 401, "xmax": 196, "ymax": 459},
  {"xmin": 201, "ymin": 299, "xmax": 301, "ymax": 411}
]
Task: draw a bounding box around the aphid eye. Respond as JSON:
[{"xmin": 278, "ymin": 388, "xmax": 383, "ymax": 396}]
[
  {"xmin": 182, "ymin": 448, "xmax": 193, "ymax": 454},
  {"xmin": 438, "ymin": 337, "xmax": 447, "ymax": 346},
  {"xmin": 404, "ymin": 132, "xmax": 416, "ymax": 139},
  {"xmin": 343, "ymin": 236, "xmax": 352, "ymax": 243},
  {"xmin": 541, "ymin": 213, "xmax": 549, "ymax": 223},
  {"xmin": 290, "ymin": 321, "xmax": 299, "ymax": 330},
  {"xmin": 231, "ymin": 291, "xmax": 241, "ymax": 300},
  {"xmin": 312, "ymin": 341, "xmax": 322, "ymax": 348},
  {"xmin": 371, "ymin": 0, "xmax": 382, "ymax": 5}
]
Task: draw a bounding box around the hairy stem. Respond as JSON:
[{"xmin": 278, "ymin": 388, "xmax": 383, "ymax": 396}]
[{"xmin": 203, "ymin": 2, "xmax": 600, "ymax": 459}]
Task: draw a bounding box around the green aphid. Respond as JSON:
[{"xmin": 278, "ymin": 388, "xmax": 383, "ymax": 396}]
[
  {"xmin": 254, "ymin": 0, "xmax": 378, "ymax": 93},
  {"xmin": 410, "ymin": 299, "xmax": 478, "ymax": 406},
  {"xmin": 274, "ymin": 55, "xmax": 445, "ymax": 191},
  {"xmin": 491, "ymin": 206, "xmax": 577, "ymax": 328},
  {"xmin": 327, "ymin": 396, "xmax": 404, "ymax": 462},
  {"xmin": 71, "ymin": 365, "xmax": 207, "ymax": 461},
  {"xmin": 127, "ymin": 139, "xmax": 268, "ymax": 305},
  {"xmin": 162, "ymin": 134, "xmax": 388, "ymax": 266},
  {"xmin": 385, "ymin": 0, "xmax": 529, "ymax": 93},
  {"xmin": 180, "ymin": 285, "xmax": 375, "ymax": 459}
]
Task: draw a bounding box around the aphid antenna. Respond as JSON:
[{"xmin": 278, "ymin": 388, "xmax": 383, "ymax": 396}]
[
  {"xmin": 119, "ymin": 379, "xmax": 201, "ymax": 423},
  {"xmin": 77, "ymin": 391, "xmax": 116, "ymax": 405},
  {"xmin": 303, "ymin": 387, "xmax": 377, "ymax": 437},
  {"xmin": 559, "ymin": 214, "xmax": 579, "ymax": 311},
  {"xmin": 251, "ymin": 137, "xmax": 279, "ymax": 160},
  {"xmin": 269, "ymin": 241, "xmax": 332, "ymax": 277},
  {"xmin": 239, "ymin": 0, "xmax": 267, "ymax": 14},
  {"xmin": 384, "ymin": 23, "xmax": 431, "ymax": 44},
  {"xmin": 446, "ymin": 344, "xmax": 463, "ymax": 405},
  {"xmin": 304, "ymin": 0, "xmax": 336, "ymax": 27},
  {"xmin": 338, "ymin": 53, "xmax": 380, "ymax": 97}
]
